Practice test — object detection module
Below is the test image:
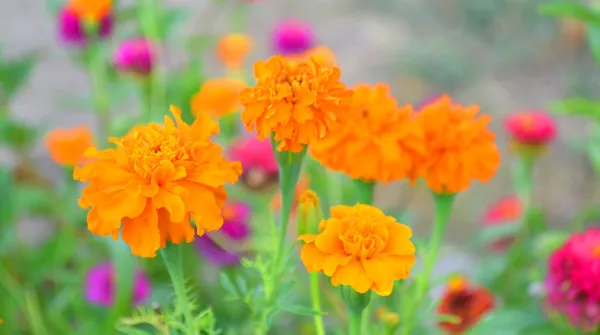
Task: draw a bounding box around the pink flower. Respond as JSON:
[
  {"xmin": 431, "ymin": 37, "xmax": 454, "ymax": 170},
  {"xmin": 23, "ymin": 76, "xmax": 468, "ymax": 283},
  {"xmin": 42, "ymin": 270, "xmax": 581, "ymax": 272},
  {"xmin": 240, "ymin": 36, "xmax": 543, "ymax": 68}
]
[
  {"xmin": 195, "ymin": 202, "xmax": 252, "ymax": 266},
  {"xmin": 504, "ymin": 111, "xmax": 557, "ymax": 146},
  {"xmin": 271, "ymin": 19, "xmax": 315, "ymax": 55},
  {"xmin": 58, "ymin": 7, "xmax": 112, "ymax": 45},
  {"xmin": 114, "ymin": 38, "xmax": 156, "ymax": 75},
  {"xmin": 545, "ymin": 228, "xmax": 600, "ymax": 331},
  {"xmin": 229, "ymin": 136, "xmax": 278, "ymax": 191},
  {"xmin": 483, "ymin": 195, "xmax": 522, "ymax": 252},
  {"xmin": 85, "ymin": 262, "xmax": 151, "ymax": 307}
]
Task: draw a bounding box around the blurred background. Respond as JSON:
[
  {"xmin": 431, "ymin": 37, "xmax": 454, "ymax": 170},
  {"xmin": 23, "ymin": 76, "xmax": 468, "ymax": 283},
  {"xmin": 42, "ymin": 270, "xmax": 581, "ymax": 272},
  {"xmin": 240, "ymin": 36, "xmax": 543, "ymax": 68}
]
[{"xmin": 0, "ymin": 0, "xmax": 597, "ymax": 252}]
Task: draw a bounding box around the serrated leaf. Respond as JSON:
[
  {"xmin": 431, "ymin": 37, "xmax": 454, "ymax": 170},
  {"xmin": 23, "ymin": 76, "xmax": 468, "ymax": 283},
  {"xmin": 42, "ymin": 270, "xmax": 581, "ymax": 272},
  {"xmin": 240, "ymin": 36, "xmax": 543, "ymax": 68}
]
[
  {"xmin": 539, "ymin": 2, "xmax": 600, "ymax": 25},
  {"xmin": 279, "ymin": 304, "xmax": 327, "ymax": 316},
  {"xmin": 0, "ymin": 51, "xmax": 38, "ymax": 99}
]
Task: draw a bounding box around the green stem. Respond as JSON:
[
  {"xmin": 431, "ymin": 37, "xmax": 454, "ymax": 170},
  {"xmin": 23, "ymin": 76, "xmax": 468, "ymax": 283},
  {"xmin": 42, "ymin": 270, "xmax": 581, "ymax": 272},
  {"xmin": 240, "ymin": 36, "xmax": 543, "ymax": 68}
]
[
  {"xmin": 24, "ymin": 289, "xmax": 49, "ymax": 335},
  {"xmin": 310, "ymin": 273, "xmax": 326, "ymax": 335},
  {"xmin": 404, "ymin": 192, "xmax": 455, "ymax": 334},
  {"xmin": 160, "ymin": 245, "xmax": 195, "ymax": 335},
  {"xmin": 353, "ymin": 179, "xmax": 375, "ymax": 205},
  {"xmin": 86, "ymin": 43, "xmax": 110, "ymax": 140},
  {"xmin": 105, "ymin": 241, "xmax": 135, "ymax": 333},
  {"xmin": 349, "ymin": 310, "xmax": 363, "ymax": 335}
]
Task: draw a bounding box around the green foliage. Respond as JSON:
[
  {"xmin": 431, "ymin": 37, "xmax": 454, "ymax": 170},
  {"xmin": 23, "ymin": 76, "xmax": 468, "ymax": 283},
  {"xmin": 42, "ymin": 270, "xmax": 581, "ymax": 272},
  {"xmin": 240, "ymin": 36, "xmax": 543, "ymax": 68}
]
[
  {"xmin": 539, "ymin": 1, "xmax": 600, "ymax": 25},
  {"xmin": 0, "ymin": 49, "xmax": 38, "ymax": 104}
]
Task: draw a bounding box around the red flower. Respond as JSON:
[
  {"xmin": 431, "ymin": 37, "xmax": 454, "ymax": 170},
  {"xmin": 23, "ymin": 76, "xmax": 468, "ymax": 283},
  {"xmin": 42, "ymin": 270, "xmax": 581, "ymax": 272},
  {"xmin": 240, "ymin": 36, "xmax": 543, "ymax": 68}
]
[
  {"xmin": 504, "ymin": 111, "xmax": 556, "ymax": 146},
  {"xmin": 483, "ymin": 195, "xmax": 522, "ymax": 252},
  {"xmin": 437, "ymin": 276, "xmax": 495, "ymax": 334}
]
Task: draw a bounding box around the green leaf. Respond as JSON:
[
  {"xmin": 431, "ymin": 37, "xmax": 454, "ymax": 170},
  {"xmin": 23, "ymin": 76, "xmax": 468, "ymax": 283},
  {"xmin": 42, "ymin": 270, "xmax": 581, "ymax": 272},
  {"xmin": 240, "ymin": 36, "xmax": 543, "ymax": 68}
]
[
  {"xmin": 0, "ymin": 115, "xmax": 36, "ymax": 148},
  {"xmin": 539, "ymin": 2, "xmax": 600, "ymax": 25},
  {"xmin": 436, "ymin": 314, "xmax": 461, "ymax": 324},
  {"xmin": 0, "ymin": 51, "xmax": 38, "ymax": 100},
  {"xmin": 219, "ymin": 272, "xmax": 238, "ymax": 298},
  {"xmin": 533, "ymin": 231, "xmax": 570, "ymax": 259},
  {"xmin": 473, "ymin": 222, "xmax": 520, "ymax": 246},
  {"xmin": 14, "ymin": 184, "xmax": 56, "ymax": 216},
  {"xmin": 550, "ymin": 98, "xmax": 600, "ymax": 120},
  {"xmin": 587, "ymin": 139, "xmax": 600, "ymax": 176},
  {"xmin": 279, "ymin": 304, "xmax": 327, "ymax": 316},
  {"xmin": 468, "ymin": 307, "xmax": 547, "ymax": 335}
]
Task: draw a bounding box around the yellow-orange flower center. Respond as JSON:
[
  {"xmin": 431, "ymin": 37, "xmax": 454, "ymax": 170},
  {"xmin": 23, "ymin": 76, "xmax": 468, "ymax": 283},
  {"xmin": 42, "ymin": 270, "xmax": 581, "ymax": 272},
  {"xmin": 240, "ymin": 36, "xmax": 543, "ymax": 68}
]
[
  {"xmin": 128, "ymin": 128, "xmax": 183, "ymax": 182},
  {"xmin": 449, "ymin": 276, "xmax": 467, "ymax": 292},
  {"xmin": 67, "ymin": 0, "xmax": 111, "ymax": 21},
  {"xmin": 340, "ymin": 220, "xmax": 388, "ymax": 259}
]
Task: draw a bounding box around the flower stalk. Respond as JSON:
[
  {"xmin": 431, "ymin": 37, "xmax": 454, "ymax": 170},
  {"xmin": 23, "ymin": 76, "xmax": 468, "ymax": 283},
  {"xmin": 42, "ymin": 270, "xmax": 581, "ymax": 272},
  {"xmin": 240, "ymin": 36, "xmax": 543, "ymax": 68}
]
[
  {"xmin": 353, "ymin": 179, "xmax": 375, "ymax": 205},
  {"xmin": 83, "ymin": 22, "xmax": 110, "ymax": 140},
  {"xmin": 160, "ymin": 244, "xmax": 195, "ymax": 335},
  {"xmin": 342, "ymin": 286, "xmax": 372, "ymax": 335}
]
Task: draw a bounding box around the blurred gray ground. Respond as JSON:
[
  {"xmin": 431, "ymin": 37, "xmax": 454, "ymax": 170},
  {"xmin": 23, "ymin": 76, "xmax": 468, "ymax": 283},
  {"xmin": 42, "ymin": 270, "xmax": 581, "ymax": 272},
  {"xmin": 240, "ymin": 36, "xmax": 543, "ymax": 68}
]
[{"xmin": 0, "ymin": 0, "xmax": 598, "ymax": 277}]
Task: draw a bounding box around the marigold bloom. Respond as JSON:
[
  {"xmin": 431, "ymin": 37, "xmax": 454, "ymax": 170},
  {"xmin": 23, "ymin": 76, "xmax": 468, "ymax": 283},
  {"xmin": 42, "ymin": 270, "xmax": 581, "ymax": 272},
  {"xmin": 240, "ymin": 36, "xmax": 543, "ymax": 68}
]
[
  {"xmin": 415, "ymin": 95, "xmax": 501, "ymax": 194},
  {"xmin": 241, "ymin": 55, "xmax": 352, "ymax": 152},
  {"xmin": 546, "ymin": 228, "xmax": 600, "ymax": 331},
  {"xmin": 45, "ymin": 125, "xmax": 94, "ymax": 166},
  {"xmin": 195, "ymin": 202, "xmax": 252, "ymax": 266},
  {"xmin": 310, "ymin": 83, "xmax": 426, "ymax": 183},
  {"xmin": 66, "ymin": 0, "xmax": 112, "ymax": 22},
  {"xmin": 299, "ymin": 204, "xmax": 415, "ymax": 296},
  {"xmin": 73, "ymin": 105, "xmax": 242, "ymax": 257},
  {"xmin": 504, "ymin": 110, "xmax": 556, "ymax": 146},
  {"xmin": 437, "ymin": 276, "xmax": 495, "ymax": 334},
  {"xmin": 271, "ymin": 19, "xmax": 315, "ymax": 55},
  {"xmin": 288, "ymin": 45, "xmax": 337, "ymax": 67},
  {"xmin": 85, "ymin": 262, "xmax": 151, "ymax": 307},
  {"xmin": 114, "ymin": 38, "xmax": 156, "ymax": 75},
  {"xmin": 483, "ymin": 195, "xmax": 522, "ymax": 252},
  {"xmin": 191, "ymin": 78, "xmax": 247, "ymax": 119},
  {"xmin": 59, "ymin": 6, "xmax": 112, "ymax": 45},
  {"xmin": 228, "ymin": 135, "xmax": 278, "ymax": 191},
  {"xmin": 217, "ymin": 34, "xmax": 253, "ymax": 70}
]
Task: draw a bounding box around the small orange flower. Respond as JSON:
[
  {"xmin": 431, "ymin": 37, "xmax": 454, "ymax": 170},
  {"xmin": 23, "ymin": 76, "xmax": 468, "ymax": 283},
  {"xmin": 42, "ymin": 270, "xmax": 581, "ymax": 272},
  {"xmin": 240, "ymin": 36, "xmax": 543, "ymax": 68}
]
[
  {"xmin": 271, "ymin": 178, "xmax": 309, "ymax": 212},
  {"xmin": 414, "ymin": 95, "xmax": 501, "ymax": 194},
  {"xmin": 217, "ymin": 34, "xmax": 253, "ymax": 70},
  {"xmin": 240, "ymin": 55, "xmax": 352, "ymax": 152},
  {"xmin": 191, "ymin": 78, "xmax": 247, "ymax": 119},
  {"xmin": 73, "ymin": 105, "xmax": 242, "ymax": 258},
  {"xmin": 67, "ymin": 0, "xmax": 112, "ymax": 21},
  {"xmin": 437, "ymin": 275, "xmax": 495, "ymax": 334},
  {"xmin": 310, "ymin": 83, "xmax": 426, "ymax": 183},
  {"xmin": 45, "ymin": 125, "xmax": 94, "ymax": 166},
  {"xmin": 289, "ymin": 45, "xmax": 337, "ymax": 67},
  {"xmin": 298, "ymin": 204, "xmax": 415, "ymax": 296}
]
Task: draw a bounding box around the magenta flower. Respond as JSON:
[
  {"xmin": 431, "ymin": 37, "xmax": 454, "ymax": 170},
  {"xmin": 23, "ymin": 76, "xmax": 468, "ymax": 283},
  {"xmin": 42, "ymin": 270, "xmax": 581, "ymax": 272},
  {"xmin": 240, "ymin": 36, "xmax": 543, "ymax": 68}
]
[
  {"xmin": 85, "ymin": 262, "xmax": 151, "ymax": 307},
  {"xmin": 195, "ymin": 202, "xmax": 252, "ymax": 267},
  {"xmin": 229, "ymin": 136, "xmax": 278, "ymax": 191},
  {"xmin": 271, "ymin": 19, "xmax": 315, "ymax": 55},
  {"xmin": 545, "ymin": 228, "xmax": 600, "ymax": 331},
  {"xmin": 58, "ymin": 7, "xmax": 112, "ymax": 45},
  {"xmin": 505, "ymin": 111, "xmax": 557, "ymax": 146},
  {"xmin": 114, "ymin": 38, "xmax": 156, "ymax": 75}
]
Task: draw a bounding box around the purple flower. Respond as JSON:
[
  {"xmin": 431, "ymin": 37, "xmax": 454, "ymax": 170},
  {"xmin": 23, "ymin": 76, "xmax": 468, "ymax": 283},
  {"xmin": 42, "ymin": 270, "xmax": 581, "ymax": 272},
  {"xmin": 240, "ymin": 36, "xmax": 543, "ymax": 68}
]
[
  {"xmin": 271, "ymin": 19, "xmax": 315, "ymax": 55},
  {"xmin": 85, "ymin": 262, "xmax": 151, "ymax": 307},
  {"xmin": 58, "ymin": 7, "xmax": 113, "ymax": 45},
  {"xmin": 195, "ymin": 202, "xmax": 252, "ymax": 266},
  {"xmin": 114, "ymin": 38, "xmax": 156, "ymax": 75}
]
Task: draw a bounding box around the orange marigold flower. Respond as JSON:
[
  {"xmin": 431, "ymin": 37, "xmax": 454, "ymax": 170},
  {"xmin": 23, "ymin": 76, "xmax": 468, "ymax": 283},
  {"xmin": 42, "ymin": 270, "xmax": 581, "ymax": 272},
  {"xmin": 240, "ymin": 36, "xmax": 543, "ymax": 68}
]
[
  {"xmin": 67, "ymin": 0, "xmax": 111, "ymax": 21},
  {"xmin": 310, "ymin": 83, "xmax": 426, "ymax": 183},
  {"xmin": 298, "ymin": 204, "xmax": 415, "ymax": 296},
  {"xmin": 415, "ymin": 95, "xmax": 501, "ymax": 194},
  {"xmin": 240, "ymin": 55, "xmax": 353, "ymax": 152},
  {"xmin": 45, "ymin": 125, "xmax": 94, "ymax": 166},
  {"xmin": 191, "ymin": 78, "xmax": 247, "ymax": 119},
  {"xmin": 437, "ymin": 275, "xmax": 495, "ymax": 334},
  {"xmin": 217, "ymin": 34, "xmax": 253, "ymax": 70},
  {"xmin": 289, "ymin": 45, "xmax": 337, "ymax": 67},
  {"xmin": 73, "ymin": 105, "xmax": 242, "ymax": 258}
]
